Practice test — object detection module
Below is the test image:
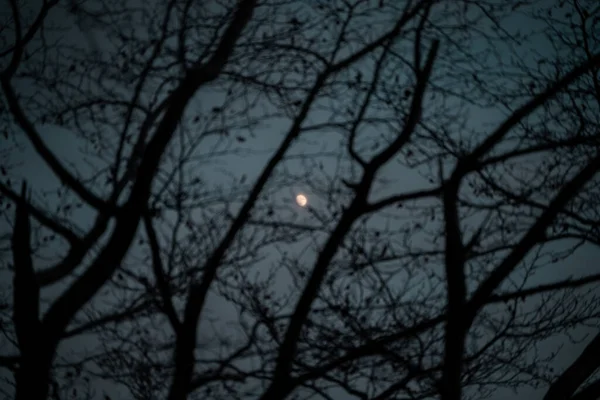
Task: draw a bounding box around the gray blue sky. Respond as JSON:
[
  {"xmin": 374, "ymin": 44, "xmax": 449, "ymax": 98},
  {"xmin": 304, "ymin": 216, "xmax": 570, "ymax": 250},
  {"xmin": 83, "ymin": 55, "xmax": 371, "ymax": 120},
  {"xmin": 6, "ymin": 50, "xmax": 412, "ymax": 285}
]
[{"xmin": 1, "ymin": 0, "xmax": 599, "ymax": 399}]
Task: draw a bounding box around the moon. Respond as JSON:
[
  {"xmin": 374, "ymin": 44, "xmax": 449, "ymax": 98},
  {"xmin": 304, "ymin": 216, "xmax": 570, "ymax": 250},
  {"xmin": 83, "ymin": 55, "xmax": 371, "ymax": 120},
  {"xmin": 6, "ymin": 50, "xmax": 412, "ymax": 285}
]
[{"xmin": 296, "ymin": 194, "xmax": 308, "ymax": 207}]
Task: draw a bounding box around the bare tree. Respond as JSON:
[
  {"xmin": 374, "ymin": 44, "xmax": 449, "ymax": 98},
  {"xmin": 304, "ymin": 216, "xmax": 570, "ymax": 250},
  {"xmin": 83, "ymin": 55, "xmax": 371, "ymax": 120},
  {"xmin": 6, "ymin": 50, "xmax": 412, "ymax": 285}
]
[{"xmin": 1, "ymin": 0, "xmax": 600, "ymax": 400}]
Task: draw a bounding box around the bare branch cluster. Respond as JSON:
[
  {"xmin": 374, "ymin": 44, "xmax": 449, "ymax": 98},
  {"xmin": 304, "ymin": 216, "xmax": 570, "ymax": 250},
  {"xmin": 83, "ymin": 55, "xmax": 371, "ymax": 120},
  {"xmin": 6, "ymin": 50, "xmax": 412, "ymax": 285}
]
[{"xmin": 1, "ymin": 1, "xmax": 600, "ymax": 400}]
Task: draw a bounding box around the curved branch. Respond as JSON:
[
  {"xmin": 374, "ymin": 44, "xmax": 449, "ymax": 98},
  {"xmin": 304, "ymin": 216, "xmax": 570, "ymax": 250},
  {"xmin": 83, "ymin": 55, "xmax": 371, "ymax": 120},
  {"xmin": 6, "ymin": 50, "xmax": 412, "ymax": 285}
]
[
  {"xmin": 468, "ymin": 153, "xmax": 600, "ymax": 315},
  {"xmin": 0, "ymin": 80, "xmax": 112, "ymax": 212},
  {"xmin": 36, "ymin": 212, "xmax": 111, "ymax": 286},
  {"xmin": 0, "ymin": 0, "xmax": 59, "ymax": 62}
]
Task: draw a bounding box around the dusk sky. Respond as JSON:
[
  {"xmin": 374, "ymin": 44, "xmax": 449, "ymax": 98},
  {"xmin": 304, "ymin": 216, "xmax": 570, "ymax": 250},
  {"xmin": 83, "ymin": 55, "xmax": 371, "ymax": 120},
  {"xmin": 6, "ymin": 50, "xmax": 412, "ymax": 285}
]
[{"xmin": 1, "ymin": 0, "xmax": 599, "ymax": 399}]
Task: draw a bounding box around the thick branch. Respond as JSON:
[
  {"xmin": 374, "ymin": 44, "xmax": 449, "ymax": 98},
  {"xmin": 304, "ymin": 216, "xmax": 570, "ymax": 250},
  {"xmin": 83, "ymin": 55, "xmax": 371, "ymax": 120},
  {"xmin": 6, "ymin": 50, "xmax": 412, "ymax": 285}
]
[
  {"xmin": 544, "ymin": 333, "xmax": 600, "ymax": 400},
  {"xmin": 11, "ymin": 182, "xmax": 40, "ymax": 351},
  {"xmin": 439, "ymin": 176, "xmax": 468, "ymax": 400},
  {"xmin": 571, "ymin": 378, "xmax": 600, "ymax": 400},
  {"xmin": 453, "ymin": 52, "xmax": 600, "ymax": 179},
  {"xmin": 0, "ymin": 355, "xmax": 19, "ymax": 371},
  {"xmin": 468, "ymin": 153, "xmax": 600, "ymax": 316},
  {"xmin": 12, "ymin": 182, "xmax": 49, "ymax": 400}
]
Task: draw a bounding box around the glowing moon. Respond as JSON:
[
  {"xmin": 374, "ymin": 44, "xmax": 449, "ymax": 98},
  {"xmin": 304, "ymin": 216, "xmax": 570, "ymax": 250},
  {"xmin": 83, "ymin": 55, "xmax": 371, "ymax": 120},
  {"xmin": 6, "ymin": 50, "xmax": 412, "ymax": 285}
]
[{"xmin": 296, "ymin": 194, "xmax": 308, "ymax": 207}]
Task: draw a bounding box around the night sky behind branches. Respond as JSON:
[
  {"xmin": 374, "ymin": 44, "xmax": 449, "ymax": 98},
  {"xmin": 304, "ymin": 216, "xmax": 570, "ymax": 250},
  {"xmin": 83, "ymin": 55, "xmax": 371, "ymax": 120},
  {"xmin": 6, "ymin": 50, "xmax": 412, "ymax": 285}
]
[{"xmin": 1, "ymin": 0, "xmax": 599, "ymax": 399}]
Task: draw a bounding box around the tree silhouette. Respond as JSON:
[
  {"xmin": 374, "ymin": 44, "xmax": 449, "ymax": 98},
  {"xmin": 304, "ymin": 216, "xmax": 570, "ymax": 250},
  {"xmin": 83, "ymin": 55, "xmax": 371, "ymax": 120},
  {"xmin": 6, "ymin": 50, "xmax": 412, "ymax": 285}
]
[{"xmin": 1, "ymin": 0, "xmax": 600, "ymax": 399}]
